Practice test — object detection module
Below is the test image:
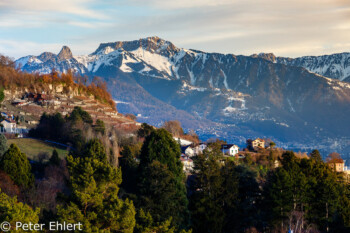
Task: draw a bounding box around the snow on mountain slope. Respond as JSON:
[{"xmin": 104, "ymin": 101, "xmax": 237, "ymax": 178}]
[
  {"xmin": 16, "ymin": 56, "xmax": 43, "ymax": 67},
  {"xmin": 277, "ymin": 53, "xmax": 350, "ymax": 81},
  {"xmin": 130, "ymin": 47, "xmax": 172, "ymax": 76},
  {"xmin": 255, "ymin": 52, "xmax": 350, "ymax": 82}
]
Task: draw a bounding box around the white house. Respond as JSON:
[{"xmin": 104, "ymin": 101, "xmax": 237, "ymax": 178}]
[
  {"xmin": 181, "ymin": 145, "xmax": 195, "ymax": 157},
  {"xmin": 180, "ymin": 155, "xmax": 194, "ymax": 172},
  {"xmin": 192, "ymin": 143, "xmax": 207, "ymax": 155},
  {"xmin": 0, "ymin": 119, "xmax": 17, "ymax": 133},
  {"xmin": 221, "ymin": 144, "xmax": 239, "ymax": 156}
]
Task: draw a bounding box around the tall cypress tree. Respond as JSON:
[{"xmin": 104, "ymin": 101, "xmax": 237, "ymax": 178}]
[{"xmin": 138, "ymin": 129, "xmax": 189, "ymax": 229}]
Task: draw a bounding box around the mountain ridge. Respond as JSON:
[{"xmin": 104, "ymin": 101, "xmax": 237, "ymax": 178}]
[
  {"xmin": 254, "ymin": 52, "xmax": 350, "ymax": 82},
  {"xmin": 15, "ymin": 37, "xmax": 350, "ymax": 158}
]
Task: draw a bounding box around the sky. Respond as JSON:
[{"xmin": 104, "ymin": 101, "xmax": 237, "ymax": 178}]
[{"xmin": 1, "ymin": 0, "xmax": 350, "ymax": 59}]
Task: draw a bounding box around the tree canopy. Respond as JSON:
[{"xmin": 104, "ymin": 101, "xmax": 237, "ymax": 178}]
[
  {"xmin": 0, "ymin": 144, "xmax": 34, "ymax": 189},
  {"xmin": 58, "ymin": 139, "xmax": 136, "ymax": 232}
]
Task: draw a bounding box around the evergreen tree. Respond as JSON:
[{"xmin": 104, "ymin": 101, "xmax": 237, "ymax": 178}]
[
  {"xmin": 0, "ymin": 144, "xmax": 34, "ymax": 189},
  {"xmin": 58, "ymin": 139, "xmax": 136, "ymax": 232},
  {"xmin": 229, "ymin": 164, "xmax": 259, "ymax": 232},
  {"xmin": 135, "ymin": 209, "xmax": 192, "ymax": 233},
  {"xmin": 0, "ymin": 190, "xmax": 39, "ymax": 232},
  {"xmin": 138, "ymin": 161, "xmax": 188, "ymax": 229},
  {"xmin": 49, "ymin": 149, "xmax": 60, "ymax": 166},
  {"xmin": 69, "ymin": 106, "xmax": 93, "ymax": 124},
  {"xmin": 135, "ymin": 209, "xmax": 175, "ymax": 233},
  {"xmin": 263, "ymin": 150, "xmax": 350, "ymax": 232},
  {"xmin": 309, "ymin": 149, "xmax": 323, "ymax": 163},
  {"xmin": 0, "ymin": 134, "xmax": 8, "ymax": 156},
  {"xmin": 306, "ymin": 163, "xmax": 341, "ymax": 232},
  {"xmin": 0, "ymin": 88, "xmax": 4, "ymax": 103},
  {"xmin": 140, "ymin": 129, "xmax": 183, "ymax": 177},
  {"xmin": 120, "ymin": 145, "xmax": 138, "ymax": 194},
  {"xmin": 94, "ymin": 119, "xmax": 105, "ymax": 135},
  {"xmin": 137, "ymin": 123, "xmax": 155, "ymax": 139},
  {"xmin": 264, "ymin": 168, "xmax": 294, "ymax": 229},
  {"xmin": 138, "ymin": 129, "xmax": 189, "ymax": 229},
  {"xmin": 190, "ymin": 143, "xmax": 227, "ymax": 233},
  {"xmin": 190, "ymin": 144, "xmax": 259, "ymax": 233}
]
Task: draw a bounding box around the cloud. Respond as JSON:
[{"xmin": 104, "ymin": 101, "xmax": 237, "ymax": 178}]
[
  {"xmin": 1, "ymin": 0, "xmax": 350, "ymax": 58},
  {"xmin": 0, "ymin": 0, "xmax": 106, "ymax": 19},
  {"xmin": 0, "ymin": 40, "xmax": 62, "ymax": 58},
  {"xmin": 123, "ymin": 0, "xmax": 233, "ymax": 10}
]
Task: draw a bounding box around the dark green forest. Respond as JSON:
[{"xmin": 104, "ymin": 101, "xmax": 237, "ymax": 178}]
[{"xmin": 0, "ymin": 109, "xmax": 349, "ymax": 232}]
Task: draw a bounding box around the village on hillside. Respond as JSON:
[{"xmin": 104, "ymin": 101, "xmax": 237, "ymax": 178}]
[
  {"xmin": 176, "ymin": 136, "xmax": 350, "ymax": 180},
  {"xmin": 0, "ymin": 89, "xmax": 140, "ymax": 137}
]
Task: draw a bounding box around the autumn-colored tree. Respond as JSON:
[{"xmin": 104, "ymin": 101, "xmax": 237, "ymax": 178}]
[
  {"xmin": 0, "ymin": 171, "xmax": 20, "ymax": 198},
  {"xmin": 162, "ymin": 120, "xmax": 184, "ymax": 137},
  {"xmin": 326, "ymin": 152, "xmax": 343, "ymax": 163}
]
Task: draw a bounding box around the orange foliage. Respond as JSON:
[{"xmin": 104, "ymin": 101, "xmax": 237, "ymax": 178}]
[
  {"xmin": 0, "ymin": 171, "xmax": 20, "ymax": 198},
  {"xmin": 0, "ymin": 54, "xmax": 116, "ymax": 109}
]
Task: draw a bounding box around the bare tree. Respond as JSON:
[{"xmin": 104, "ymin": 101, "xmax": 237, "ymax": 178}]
[
  {"xmin": 288, "ymin": 211, "xmax": 319, "ymax": 233},
  {"xmin": 162, "ymin": 120, "xmax": 184, "ymax": 137}
]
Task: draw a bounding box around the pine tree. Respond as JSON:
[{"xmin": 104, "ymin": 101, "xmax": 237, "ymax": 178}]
[
  {"xmin": 140, "ymin": 129, "xmax": 183, "ymax": 177},
  {"xmin": 120, "ymin": 145, "xmax": 138, "ymax": 194},
  {"xmin": 138, "ymin": 161, "xmax": 188, "ymax": 229},
  {"xmin": 138, "ymin": 129, "xmax": 189, "ymax": 229},
  {"xmin": 190, "ymin": 143, "xmax": 226, "ymax": 233},
  {"xmin": 264, "ymin": 168, "xmax": 294, "ymax": 229},
  {"xmin": 49, "ymin": 149, "xmax": 60, "ymax": 166},
  {"xmin": 310, "ymin": 149, "xmax": 323, "ymax": 163},
  {"xmin": 135, "ymin": 209, "xmax": 192, "ymax": 233},
  {"xmin": 58, "ymin": 139, "xmax": 136, "ymax": 232},
  {"xmin": 0, "ymin": 190, "xmax": 39, "ymax": 232}
]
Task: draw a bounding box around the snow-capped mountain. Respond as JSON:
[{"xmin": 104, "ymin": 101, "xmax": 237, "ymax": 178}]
[
  {"xmin": 254, "ymin": 52, "xmax": 350, "ymax": 82},
  {"xmin": 16, "ymin": 37, "xmax": 350, "ymax": 156},
  {"xmin": 16, "ymin": 46, "xmax": 88, "ymax": 74}
]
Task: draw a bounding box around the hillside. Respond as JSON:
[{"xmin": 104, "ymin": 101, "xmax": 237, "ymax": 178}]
[{"xmin": 0, "ymin": 55, "xmax": 139, "ymax": 133}]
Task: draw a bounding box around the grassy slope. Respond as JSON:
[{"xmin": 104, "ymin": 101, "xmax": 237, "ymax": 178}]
[{"xmin": 7, "ymin": 138, "xmax": 68, "ymax": 160}]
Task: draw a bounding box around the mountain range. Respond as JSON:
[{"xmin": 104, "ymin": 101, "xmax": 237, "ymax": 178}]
[{"xmin": 15, "ymin": 36, "xmax": 350, "ymax": 158}]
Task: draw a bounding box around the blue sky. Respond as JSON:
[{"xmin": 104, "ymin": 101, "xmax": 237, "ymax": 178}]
[{"xmin": 1, "ymin": 0, "xmax": 350, "ymax": 59}]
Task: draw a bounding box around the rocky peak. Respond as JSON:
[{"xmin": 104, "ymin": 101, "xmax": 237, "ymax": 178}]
[
  {"xmin": 251, "ymin": 53, "xmax": 277, "ymax": 63},
  {"xmin": 58, "ymin": 46, "xmax": 73, "ymax": 60},
  {"xmin": 92, "ymin": 36, "xmax": 179, "ymax": 57},
  {"xmin": 38, "ymin": 52, "xmax": 56, "ymax": 62}
]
